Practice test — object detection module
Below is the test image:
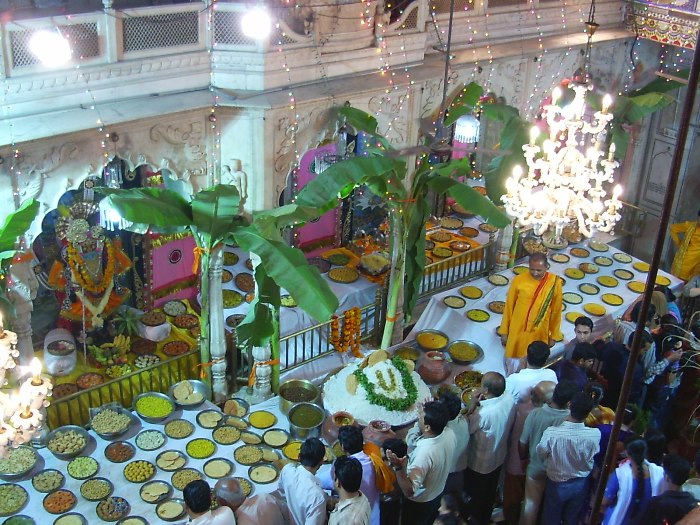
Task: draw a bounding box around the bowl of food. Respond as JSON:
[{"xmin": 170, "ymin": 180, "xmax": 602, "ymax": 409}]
[
  {"xmin": 0, "ymin": 445, "xmax": 38, "ymax": 480},
  {"xmin": 134, "ymin": 392, "xmax": 175, "ymax": 423},
  {"xmin": 167, "ymin": 379, "xmax": 208, "ymax": 408},
  {"xmin": 89, "ymin": 405, "xmax": 136, "ymax": 439},
  {"xmin": 447, "ymin": 340, "xmax": 484, "ymax": 365},
  {"xmin": 279, "ymin": 379, "xmax": 320, "ymax": 415},
  {"xmin": 288, "ymin": 402, "xmax": 325, "ymax": 440},
  {"xmin": 415, "ymin": 329, "xmax": 449, "ymax": 352},
  {"xmin": 46, "ymin": 425, "xmax": 90, "ymax": 460}
]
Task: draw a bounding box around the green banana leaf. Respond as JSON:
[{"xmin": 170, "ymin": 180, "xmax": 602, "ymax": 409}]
[
  {"xmin": 191, "ymin": 185, "xmax": 242, "ymax": 248},
  {"xmin": 295, "ymin": 157, "xmax": 399, "ymax": 214},
  {"xmin": 444, "ymin": 82, "xmax": 484, "ymax": 126},
  {"xmin": 0, "ymin": 199, "xmax": 40, "ymax": 252},
  {"xmin": 234, "ymin": 224, "xmax": 338, "ymax": 323},
  {"xmin": 632, "ymin": 70, "xmax": 688, "ymax": 96},
  {"xmin": 337, "ymin": 106, "xmax": 379, "ymax": 135},
  {"xmin": 104, "ymin": 188, "xmax": 193, "ymax": 231},
  {"xmin": 236, "ymin": 263, "xmax": 280, "ymax": 349},
  {"xmin": 403, "ymin": 197, "xmax": 431, "ymax": 319},
  {"xmin": 253, "ymin": 204, "xmax": 329, "ymax": 240}
]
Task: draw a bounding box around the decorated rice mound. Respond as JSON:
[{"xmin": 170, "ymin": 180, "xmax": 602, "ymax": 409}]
[{"xmin": 323, "ymin": 350, "xmax": 431, "ymax": 426}]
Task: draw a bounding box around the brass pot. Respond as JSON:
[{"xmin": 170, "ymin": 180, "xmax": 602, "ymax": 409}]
[
  {"xmin": 288, "ymin": 403, "xmax": 326, "ymax": 440},
  {"xmin": 278, "ymin": 379, "xmax": 320, "ymax": 415}
]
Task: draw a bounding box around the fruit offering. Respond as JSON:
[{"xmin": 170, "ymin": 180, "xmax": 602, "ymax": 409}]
[{"xmin": 124, "ymin": 460, "xmax": 156, "ymax": 483}]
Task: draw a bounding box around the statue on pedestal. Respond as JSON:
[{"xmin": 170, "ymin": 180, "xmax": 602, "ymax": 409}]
[{"xmin": 221, "ymin": 160, "xmax": 248, "ymax": 213}]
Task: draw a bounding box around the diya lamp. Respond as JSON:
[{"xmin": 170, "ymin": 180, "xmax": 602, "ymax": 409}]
[{"xmin": 19, "ymin": 357, "xmax": 53, "ymax": 411}]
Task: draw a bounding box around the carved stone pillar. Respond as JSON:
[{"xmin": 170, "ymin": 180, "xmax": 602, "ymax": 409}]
[
  {"xmin": 208, "ymin": 245, "xmax": 227, "ymax": 402},
  {"xmin": 7, "ymin": 252, "xmax": 39, "ymax": 366}
]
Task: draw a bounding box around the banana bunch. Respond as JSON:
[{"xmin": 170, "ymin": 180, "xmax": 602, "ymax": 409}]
[{"xmin": 89, "ymin": 335, "xmax": 131, "ymax": 366}]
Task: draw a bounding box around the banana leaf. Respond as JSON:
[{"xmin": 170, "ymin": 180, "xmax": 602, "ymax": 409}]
[
  {"xmin": 337, "ymin": 106, "xmax": 379, "ymax": 135},
  {"xmin": 252, "ymin": 204, "xmax": 326, "ymax": 240},
  {"xmin": 234, "ymin": 224, "xmax": 338, "ymax": 323},
  {"xmin": 191, "ymin": 185, "xmax": 242, "ymax": 248},
  {"xmin": 444, "ymin": 82, "xmax": 484, "ymax": 126},
  {"xmin": 236, "ymin": 263, "xmax": 280, "ymax": 349},
  {"xmin": 0, "ymin": 199, "xmax": 40, "ymax": 252},
  {"xmin": 632, "ymin": 70, "xmax": 687, "ymax": 96},
  {"xmin": 104, "ymin": 188, "xmax": 193, "ymax": 231},
  {"xmin": 295, "ymin": 157, "xmax": 399, "ymax": 213}
]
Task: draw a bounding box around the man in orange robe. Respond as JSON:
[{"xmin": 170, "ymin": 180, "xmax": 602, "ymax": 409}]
[
  {"xmin": 498, "ymin": 253, "xmax": 563, "ymax": 372},
  {"xmin": 670, "ymin": 210, "xmax": 700, "ymax": 281}
]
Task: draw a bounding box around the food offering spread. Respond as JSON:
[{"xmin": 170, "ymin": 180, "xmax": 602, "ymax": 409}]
[{"xmin": 155, "ymin": 450, "xmax": 188, "ymax": 471}]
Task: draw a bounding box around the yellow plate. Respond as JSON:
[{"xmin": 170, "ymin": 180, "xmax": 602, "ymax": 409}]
[
  {"xmin": 459, "ymin": 286, "xmax": 483, "ymax": 300},
  {"xmin": 249, "ymin": 411, "xmax": 277, "ymax": 429},
  {"xmin": 597, "ymin": 276, "xmax": 619, "ymax": 288},
  {"xmin": 512, "ymin": 266, "xmax": 528, "ymax": 275},
  {"xmin": 564, "ymin": 268, "xmax": 585, "ymax": 280},
  {"xmin": 488, "ymin": 274, "xmax": 509, "ymax": 286},
  {"xmin": 282, "ymin": 441, "xmax": 302, "ymax": 461},
  {"xmin": 584, "ymin": 303, "xmax": 607, "ymax": 316},
  {"xmin": 466, "ymin": 309, "xmax": 490, "ymax": 322},
  {"xmin": 565, "ymin": 311, "xmax": 584, "ymax": 324},
  {"xmin": 633, "ymin": 261, "xmax": 650, "ymax": 272},
  {"xmin": 601, "ymin": 293, "xmax": 624, "ymax": 306},
  {"xmin": 614, "ymin": 269, "xmax": 634, "ymax": 281},
  {"xmin": 627, "ymin": 281, "xmax": 645, "ymax": 293},
  {"xmin": 656, "ymin": 275, "xmax": 671, "ymax": 286}
]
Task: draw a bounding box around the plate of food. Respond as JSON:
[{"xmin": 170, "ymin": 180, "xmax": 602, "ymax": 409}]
[
  {"xmin": 186, "ymin": 438, "xmax": 217, "ymax": 460},
  {"xmin": 171, "ymin": 468, "xmax": 203, "ymax": 491},
  {"xmin": 240, "ymin": 431, "xmax": 262, "ymax": 445},
  {"xmin": 656, "ymin": 275, "xmax": 671, "ymax": 286},
  {"xmin": 447, "ymin": 341, "xmax": 483, "ymax": 365},
  {"xmin": 432, "ymin": 247, "xmax": 453, "ymax": 259},
  {"xmin": 570, "ymin": 247, "xmax": 590, "ymax": 258},
  {"xmin": 249, "ymin": 464, "xmax": 279, "ymax": 484},
  {"xmin": 394, "ymin": 346, "xmax": 420, "ymax": 361},
  {"xmin": 135, "ymin": 429, "xmax": 166, "ymax": 451},
  {"xmin": 140, "ymin": 480, "xmax": 172, "ymax": 504},
  {"xmin": 565, "ymin": 311, "xmax": 585, "ymax": 324},
  {"xmin": 579, "ymin": 263, "xmax": 599, "ymax": 274},
  {"xmin": 593, "ymin": 256, "xmax": 613, "ymax": 267},
  {"xmin": 96, "ymin": 496, "xmax": 130, "ymax": 522},
  {"xmin": 156, "ymin": 450, "xmax": 187, "ymax": 472},
  {"xmin": 328, "ymin": 267, "xmax": 359, "ymax": 284},
  {"xmin": 633, "ymin": 262, "xmax": 650, "ymax": 273},
  {"xmin": 479, "ymin": 223, "xmax": 499, "ymax": 233},
  {"xmin": 449, "ymin": 240, "xmax": 472, "ymax": 252},
  {"xmin": 424, "ymin": 240, "xmax": 435, "ymax": 251},
  {"xmin": 249, "ymin": 411, "xmax": 277, "ymax": 429},
  {"xmin": 168, "ymin": 379, "xmax": 207, "ymax": 408},
  {"xmin": 223, "ymin": 252, "xmax": 239, "ymax": 266},
  {"xmin": 488, "ymin": 301, "xmax": 505, "ymax": 314},
  {"xmin": 42, "ymin": 488, "xmax": 74, "ymax": 515},
  {"xmin": 222, "ymin": 290, "xmax": 244, "ymax": 309},
  {"xmin": 172, "ymin": 314, "xmax": 198, "ymax": 329},
  {"xmin": 52, "ymin": 383, "xmax": 78, "ymax": 399},
  {"xmin": 32, "ymin": 469, "xmax": 65, "ymax": 493},
  {"xmin": 454, "ymin": 370, "xmax": 483, "ymax": 391},
  {"xmin": 76, "ymin": 372, "xmax": 104, "ymax": 390},
  {"xmin": 459, "ymin": 286, "xmax": 482, "ymax": 299},
  {"xmin": 123, "ymin": 460, "xmax": 156, "ymax": 484},
  {"xmin": 156, "ymin": 499, "xmax": 186, "ymax": 522},
  {"xmin": 443, "ymin": 295, "xmax": 466, "ymax": 309},
  {"xmin": 459, "ymin": 227, "xmax": 479, "ymax": 238},
  {"xmin": 163, "ymin": 340, "xmax": 191, "ymax": 357},
  {"xmin": 234, "ymin": 445, "xmax": 264, "ymax": 466},
  {"xmin": 627, "ymin": 281, "xmax": 645, "ymax": 293},
  {"xmin": 282, "ymin": 441, "xmax": 302, "ymax": 462},
  {"xmin": 80, "ymin": 477, "xmax": 113, "ymax": 501},
  {"xmin": 212, "ymin": 425, "xmax": 241, "ymax": 446},
  {"xmin": 67, "ymin": 456, "xmax": 99, "ymax": 480},
  {"xmin": 203, "ymin": 458, "xmax": 235, "ymax": 479},
  {"xmin": 104, "ymin": 441, "xmax": 136, "ymax": 464},
  {"xmin": 234, "ymin": 478, "xmax": 254, "ymax": 497},
  {"xmin": 550, "ymin": 253, "xmax": 570, "ymax": 264},
  {"xmin": 466, "ymin": 309, "xmax": 490, "ymax": 322},
  {"xmin": 164, "ymin": 419, "xmax": 195, "ymax": 440},
  {"xmin": 589, "ymin": 241, "xmax": 609, "ymax": 252},
  {"xmin": 430, "ymin": 231, "xmax": 452, "ymax": 243},
  {"xmin": 565, "ymin": 268, "xmax": 585, "ymax": 280},
  {"xmin": 584, "ymin": 303, "xmax": 606, "ymax": 316},
  {"xmin": 221, "ymin": 269, "xmax": 233, "ymax": 283},
  {"xmin": 359, "ymin": 254, "xmax": 390, "ymax": 276},
  {"xmin": 325, "ymin": 253, "xmax": 350, "ymax": 266},
  {"xmin": 263, "ymin": 429, "xmax": 290, "ymax": 448},
  {"xmin": 488, "ymin": 274, "xmax": 509, "ymax": 286},
  {"xmin": 614, "ymin": 269, "xmax": 634, "ymax": 280},
  {"xmin": 613, "ymin": 252, "xmax": 633, "ymax": 264},
  {"xmin": 134, "ymin": 392, "xmax": 175, "ymax": 423},
  {"xmin": 597, "ymin": 276, "xmax": 619, "ymax": 288},
  {"xmin": 440, "ymin": 217, "xmax": 464, "ymax": 230},
  {"xmin": 307, "ymin": 257, "xmax": 331, "ymax": 274},
  {"xmin": 602, "ymin": 293, "xmax": 624, "ymax": 306},
  {"xmin": 163, "ymin": 300, "xmax": 187, "ymax": 317},
  {"xmin": 223, "ymin": 398, "xmax": 250, "ymax": 418},
  {"xmin": 579, "ymin": 283, "xmax": 600, "ymax": 295},
  {"xmin": 512, "ymin": 266, "xmax": 528, "ymax": 275},
  {"xmin": 563, "ymin": 292, "xmax": 583, "ymax": 305}
]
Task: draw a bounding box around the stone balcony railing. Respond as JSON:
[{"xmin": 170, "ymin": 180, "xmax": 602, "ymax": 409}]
[{"xmin": 0, "ymin": 0, "xmax": 625, "ymax": 120}]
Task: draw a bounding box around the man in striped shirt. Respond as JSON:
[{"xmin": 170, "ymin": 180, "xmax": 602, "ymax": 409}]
[{"xmin": 536, "ymin": 392, "xmax": 600, "ymax": 525}]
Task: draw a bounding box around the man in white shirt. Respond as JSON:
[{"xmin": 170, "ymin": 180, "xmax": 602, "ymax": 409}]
[
  {"xmin": 183, "ymin": 479, "xmax": 235, "ymax": 525},
  {"xmin": 276, "ymin": 437, "xmax": 328, "ymax": 525},
  {"xmin": 505, "ymin": 340, "xmax": 558, "ymax": 403},
  {"xmin": 319, "ymin": 425, "xmax": 379, "ymax": 525},
  {"xmin": 440, "ymin": 391, "xmax": 469, "ymax": 495},
  {"xmin": 464, "ymin": 371, "xmax": 515, "ymax": 525},
  {"xmin": 518, "ymin": 380, "xmax": 576, "ymax": 525},
  {"xmin": 386, "ymin": 401, "xmax": 455, "ymax": 525},
  {"xmin": 328, "ymin": 456, "xmax": 371, "ymax": 525},
  {"xmin": 214, "ymin": 476, "xmax": 287, "ymax": 525},
  {"xmin": 536, "ymin": 392, "xmax": 600, "ymax": 525}
]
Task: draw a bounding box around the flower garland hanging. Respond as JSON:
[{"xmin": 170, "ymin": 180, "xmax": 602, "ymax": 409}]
[
  {"xmin": 353, "ymin": 357, "xmax": 417, "ymax": 411},
  {"xmin": 75, "ymin": 280, "xmax": 114, "ymax": 329},
  {"xmin": 66, "ymin": 239, "xmax": 115, "ymax": 294}
]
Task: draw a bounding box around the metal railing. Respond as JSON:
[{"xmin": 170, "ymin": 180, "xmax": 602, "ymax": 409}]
[
  {"xmin": 48, "ymin": 348, "xmax": 201, "ymax": 428},
  {"xmin": 418, "ymin": 240, "xmax": 495, "ymax": 299}
]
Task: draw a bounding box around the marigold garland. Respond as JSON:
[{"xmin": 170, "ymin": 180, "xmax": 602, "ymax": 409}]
[
  {"xmin": 353, "ymin": 357, "xmax": 418, "ymax": 411},
  {"xmin": 66, "ymin": 240, "xmax": 115, "ymax": 294}
]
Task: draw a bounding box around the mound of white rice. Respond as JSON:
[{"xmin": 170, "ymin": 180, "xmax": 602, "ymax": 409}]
[{"xmin": 323, "ymin": 360, "xmax": 431, "ymax": 426}]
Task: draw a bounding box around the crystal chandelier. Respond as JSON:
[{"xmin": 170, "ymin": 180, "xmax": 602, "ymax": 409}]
[{"xmin": 501, "ymin": 4, "xmax": 623, "ymax": 247}]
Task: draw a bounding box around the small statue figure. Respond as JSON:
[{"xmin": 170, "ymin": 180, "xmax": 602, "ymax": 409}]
[{"xmin": 221, "ymin": 159, "xmax": 248, "ymax": 213}]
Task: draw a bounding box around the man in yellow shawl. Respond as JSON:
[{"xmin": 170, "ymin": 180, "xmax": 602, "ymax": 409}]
[
  {"xmin": 498, "ymin": 253, "xmax": 563, "ymax": 370},
  {"xmin": 670, "ymin": 209, "xmax": 700, "ymax": 281}
]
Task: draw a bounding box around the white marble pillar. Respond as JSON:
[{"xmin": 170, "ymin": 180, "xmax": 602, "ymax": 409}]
[
  {"xmin": 7, "ymin": 253, "xmax": 39, "ymax": 366},
  {"xmin": 207, "ymin": 245, "xmax": 228, "ymax": 402}
]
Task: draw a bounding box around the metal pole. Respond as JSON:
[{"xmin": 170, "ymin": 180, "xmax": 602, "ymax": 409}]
[{"xmin": 589, "ymin": 28, "xmax": 700, "ymax": 523}]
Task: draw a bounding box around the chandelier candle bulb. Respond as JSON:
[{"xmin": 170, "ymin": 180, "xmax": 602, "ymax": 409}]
[
  {"xmin": 608, "ymin": 142, "xmax": 616, "ymax": 161},
  {"xmin": 602, "ymin": 94, "xmax": 612, "ymax": 113},
  {"xmin": 530, "ymin": 127, "xmax": 539, "ymax": 146}
]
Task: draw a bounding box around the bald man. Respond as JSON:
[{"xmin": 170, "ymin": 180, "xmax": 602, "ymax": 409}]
[
  {"xmin": 214, "ymin": 477, "xmax": 287, "ymax": 525},
  {"xmin": 503, "ymin": 380, "xmax": 556, "ymax": 524},
  {"xmin": 498, "ymin": 253, "xmax": 564, "ymax": 373},
  {"xmin": 518, "ymin": 380, "xmax": 577, "ymax": 525}
]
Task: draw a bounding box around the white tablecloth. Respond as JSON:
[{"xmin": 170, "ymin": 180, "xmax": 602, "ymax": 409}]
[
  {"xmin": 407, "ymin": 243, "xmax": 683, "ymax": 376},
  {"xmin": 11, "ymin": 396, "xmax": 330, "ymax": 522}
]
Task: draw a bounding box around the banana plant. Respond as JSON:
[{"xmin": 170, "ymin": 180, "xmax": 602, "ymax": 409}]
[
  {"xmin": 105, "ymin": 186, "xmax": 338, "ymax": 393},
  {"xmin": 0, "ymin": 199, "xmax": 41, "ymax": 320},
  {"xmin": 295, "ymin": 87, "xmax": 510, "ymax": 348}
]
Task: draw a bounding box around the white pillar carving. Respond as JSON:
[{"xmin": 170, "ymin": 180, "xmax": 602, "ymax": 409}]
[
  {"xmin": 208, "ymin": 245, "xmax": 227, "ymax": 402},
  {"xmin": 7, "ymin": 252, "xmax": 39, "ymax": 366}
]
